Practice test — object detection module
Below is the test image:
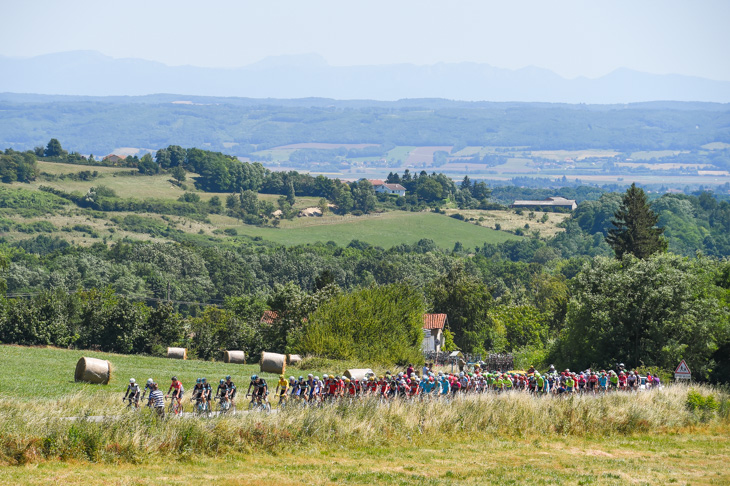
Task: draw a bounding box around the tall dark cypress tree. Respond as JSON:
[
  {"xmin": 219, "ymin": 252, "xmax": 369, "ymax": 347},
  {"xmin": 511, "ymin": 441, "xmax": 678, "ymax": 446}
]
[{"xmin": 606, "ymin": 183, "xmax": 667, "ymax": 259}]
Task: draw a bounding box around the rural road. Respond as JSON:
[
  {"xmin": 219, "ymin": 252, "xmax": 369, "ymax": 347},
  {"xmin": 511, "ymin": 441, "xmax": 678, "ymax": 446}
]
[{"xmin": 63, "ymin": 408, "xmax": 276, "ymax": 422}]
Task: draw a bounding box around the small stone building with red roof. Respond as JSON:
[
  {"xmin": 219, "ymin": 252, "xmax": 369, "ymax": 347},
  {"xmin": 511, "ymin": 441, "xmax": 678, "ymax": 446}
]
[{"xmin": 422, "ymin": 313, "xmax": 448, "ymax": 352}]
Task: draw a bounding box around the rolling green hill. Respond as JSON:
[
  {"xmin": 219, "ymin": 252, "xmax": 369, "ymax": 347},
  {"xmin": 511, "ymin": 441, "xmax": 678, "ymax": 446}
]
[{"xmin": 3, "ymin": 161, "xmax": 528, "ymax": 250}]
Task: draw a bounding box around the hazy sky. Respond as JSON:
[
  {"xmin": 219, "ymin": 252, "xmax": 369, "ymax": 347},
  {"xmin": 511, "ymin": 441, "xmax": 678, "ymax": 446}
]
[{"xmin": 2, "ymin": 0, "xmax": 729, "ymax": 80}]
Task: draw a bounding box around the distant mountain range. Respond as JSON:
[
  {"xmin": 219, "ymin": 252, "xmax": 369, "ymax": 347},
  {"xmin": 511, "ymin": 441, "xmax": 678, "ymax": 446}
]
[{"xmin": 1, "ymin": 50, "xmax": 729, "ymax": 103}]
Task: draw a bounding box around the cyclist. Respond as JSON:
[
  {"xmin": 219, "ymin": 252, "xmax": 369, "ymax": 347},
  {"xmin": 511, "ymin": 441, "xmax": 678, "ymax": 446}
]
[
  {"xmin": 627, "ymin": 371, "xmax": 637, "ymax": 391},
  {"xmin": 246, "ymin": 374, "xmax": 269, "ymax": 406},
  {"xmin": 609, "ymin": 371, "xmax": 619, "ymax": 391},
  {"xmin": 166, "ymin": 376, "xmax": 184, "ymax": 410},
  {"xmin": 588, "ymin": 372, "xmax": 598, "ymax": 395},
  {"xmin": 225, "ymin": 375, "xmax": 237, "ymax": 406},
  {"xmin": 367, "ymin": 376, "xmax": 378, "ymax": 396},
  {"xmin": 326, "ymin": 375, "xmax": 340, "ymax": 401},
  {"xmin": 275, "ymin": 374, "xmax": 289, "ymax": 406},
  {"xmin": 191, "ymin": 378, "xmax": 207, "ymax": 411},
  {"xmin": 377, "ymin": 375, "xmax": 390, "ymax": 399},
  {"xmin": 305, "ymin": 374, "xmax": 317, "ymax": 403},
  {"xmin": 312, "ymin": 376, "xmax": 323, "ymax": 403},
  {"xmin": 200, "ymin": 377, "xmax": 212, "ymax": 403},
  {"xmin": 439, "ymin": 375, "xmax": 451, "ymax": 398},
  {"xmin": 598, "ymin": 371, "xmax": 609, "ymax": 393},
  {"xmin": 123, "ymin": 378, "xmax": 141, "ymax": 408},
  {"xmin": 148, "ymin": 382, "xmax": 165, "ymax": 417},
  {"xmin": 141, "ymin": 378, "xmax": 155, "ymax": 405},
  {"xmin": 216, "ymin": 379, "xmax": 231, "ymax": 409}
]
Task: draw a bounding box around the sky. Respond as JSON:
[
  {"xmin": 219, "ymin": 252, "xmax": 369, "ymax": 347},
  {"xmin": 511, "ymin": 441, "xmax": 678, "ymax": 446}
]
[{"xmin": 1, "ymin": 0, "xmax": 729, "ymax": 80}]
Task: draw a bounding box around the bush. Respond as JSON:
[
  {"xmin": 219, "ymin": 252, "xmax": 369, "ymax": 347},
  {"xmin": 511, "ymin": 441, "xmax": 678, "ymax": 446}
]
[
  {"xmin": 297, "ymin": 284, "xmax": 425, "ymax": 365},
  {"xmin": 687, "ymin": 389, "xmax": 720, "ymax": 422}
]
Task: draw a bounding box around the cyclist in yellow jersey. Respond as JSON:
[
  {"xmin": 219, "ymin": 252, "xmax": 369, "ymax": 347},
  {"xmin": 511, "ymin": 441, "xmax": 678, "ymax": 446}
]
[{"xmin": 275, "ymin": 374, "xmax": 289, "ymax": 406}]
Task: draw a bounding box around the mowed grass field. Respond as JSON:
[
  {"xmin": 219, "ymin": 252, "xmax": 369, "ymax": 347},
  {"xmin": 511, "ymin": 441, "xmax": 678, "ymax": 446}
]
[
  {"xmin": 229, "ymin": 211, "xmax": 520, "ymax": 248},
  {"xmin": 0, "ymin": 345, "xmax": 300, "ymax": 404},
  {"xmin": 1, "ymin": 346, "xmax": 729, "ymax": 485}
]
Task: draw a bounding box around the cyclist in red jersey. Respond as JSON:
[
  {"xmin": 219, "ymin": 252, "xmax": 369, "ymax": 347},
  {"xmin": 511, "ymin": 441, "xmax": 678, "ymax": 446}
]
[{"xmin": 167, "ymin": 376, "xmax": 184, "ymax": 409}]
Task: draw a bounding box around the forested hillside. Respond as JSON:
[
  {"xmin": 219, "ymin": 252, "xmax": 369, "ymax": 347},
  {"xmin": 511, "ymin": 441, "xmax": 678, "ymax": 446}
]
[{"xmin": 1, "ymin": 94, "xmax": 729, "ymax": 156}]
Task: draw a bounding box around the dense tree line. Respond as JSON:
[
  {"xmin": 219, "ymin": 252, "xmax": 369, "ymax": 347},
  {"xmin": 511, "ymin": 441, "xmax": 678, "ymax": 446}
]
[{"xmin": 0, "ymin": 149, "xmax": 38, "ymax": 183}]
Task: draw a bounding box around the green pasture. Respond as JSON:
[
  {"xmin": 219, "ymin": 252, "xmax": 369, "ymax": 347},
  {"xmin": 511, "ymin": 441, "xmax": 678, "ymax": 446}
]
[
  {"xmin": 230, "ymin": 211, "xmax": 520, "ymax": 248},
  {"xmin": 385, "ymin": 146, "xmax": 415, "ymax": 163},
  {"xmin": 0, "ymin": 345, "xmax": 298, "ymax": 401},
  {"xmin": 36, "ymin": 161, "xmax": 133, "ymax": 175}
]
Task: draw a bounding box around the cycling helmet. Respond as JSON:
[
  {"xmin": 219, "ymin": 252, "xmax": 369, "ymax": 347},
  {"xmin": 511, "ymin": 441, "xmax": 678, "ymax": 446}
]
[
  {"xmin": 298, "ymin": 376, "xmax": 303, "ymax": 380},
  {"xmin": 225, "ymin": 375, "xmax": 231, "ymax": 380},
  {"xmin": 251, "ymin": 375, "xmax": 258, "ymax": 381},
  {"xmin": 130, "ymin": 378, "xmax": 136, "ymax": 384},
  {"xmin": 307, "ymin": 374, "xmax": 313, "ymax": 378},
  {"xmin": 335, "ymin": 375, "xmax": 340, "ymax": 380},
  {"xmin": 279, "ymin": 374, "xmax": 285, "ymax": 379},
  {"xmin": 220, "ymin": 379, "xmax": 225, "ymax": 384},
  {"xmin": 147, "ymin": 378, "xmax": 153, "ymax": 384},
  {"xmin": 344, "ymin": 378, "xmax": 350, "ymax": 383},
  {"xmin": 202, "ymin": 377, "xmax": 207, "ymax": 382},
  {"xmin": 323, "ymin": 374, "xmax": 329, "ymax": 380},
  {"xmin": 196, "ymin": 378, "xmax": 202, "ymax": 384},
  {"xmin": 315, "ymin": 376, "xmax": 320, "ymax": 381},
  {"xmin": 171, "ymin": 376, "xmax": 178, "ymax": 381},
  {"xmin": 289, "ymin": 376, "xmax": 295, "ymax": 381}
]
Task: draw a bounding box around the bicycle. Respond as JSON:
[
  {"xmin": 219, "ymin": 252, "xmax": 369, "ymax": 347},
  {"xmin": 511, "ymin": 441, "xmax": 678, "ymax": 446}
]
[
  {"xmin": 246, "ymin": 393, "xmax": 271, "ymax": 412},
  {"xmin": 124, "ymin": 396, "xmax": 139, "ymax": 411},
  {"xmin": 191, "ymin": 396, "xmax": 210, "ymax": 417},
  {"xmin": 166, "ymin": 395, "xmax": 183, "ymax": 416},
  {"xmin": 214, "ymin": 395, "xmax": 234, "ymax": 414}
]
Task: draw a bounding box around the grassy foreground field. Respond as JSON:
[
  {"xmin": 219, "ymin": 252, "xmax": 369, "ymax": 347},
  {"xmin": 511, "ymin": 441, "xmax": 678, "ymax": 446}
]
[
  {"xmin": 1, "ymin": 346, "xmax": 729, "ymax": 485},
  {"xmin": 3, "ymin": 426, "xmax": 729, "ymax": 485}
]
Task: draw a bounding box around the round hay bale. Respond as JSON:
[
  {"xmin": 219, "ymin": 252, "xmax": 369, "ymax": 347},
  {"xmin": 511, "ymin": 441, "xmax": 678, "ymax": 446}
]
[
  {"xmin": 74, "ymin": 357, "xmax": 112, "ymax": 385},
  {"xmin": 224, "ymin": 350, "xmax": 246, "ymax": 364},
  {"xmin": 286, "ymin": 354, "xmax": 302, "ymax": 366},
  {"xmin": 343, "ymin": 369, "xmax": 375, "ymax": 381},
  {"xmin": 260, "ymin": 352, "xmax": 286, "ymax": 374},
  {"xmin": 167, "ymin": 347, "xmax": 187, "ymax": 360}
]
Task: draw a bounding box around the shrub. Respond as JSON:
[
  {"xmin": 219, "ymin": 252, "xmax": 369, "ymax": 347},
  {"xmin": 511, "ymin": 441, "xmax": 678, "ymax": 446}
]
[{"xmin": 297, "ymin": 284, "xmax": 425, "ymax": 365}]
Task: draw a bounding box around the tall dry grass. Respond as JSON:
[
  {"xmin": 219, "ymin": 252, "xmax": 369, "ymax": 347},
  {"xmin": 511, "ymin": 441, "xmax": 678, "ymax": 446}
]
[{"xmin": 1, "ymin": 384, "xmax": 727, "ymax": 465}]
